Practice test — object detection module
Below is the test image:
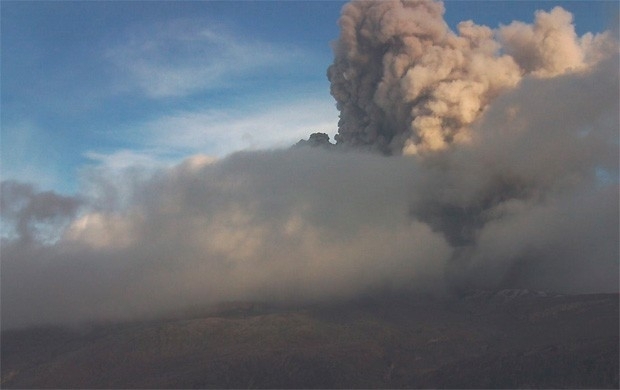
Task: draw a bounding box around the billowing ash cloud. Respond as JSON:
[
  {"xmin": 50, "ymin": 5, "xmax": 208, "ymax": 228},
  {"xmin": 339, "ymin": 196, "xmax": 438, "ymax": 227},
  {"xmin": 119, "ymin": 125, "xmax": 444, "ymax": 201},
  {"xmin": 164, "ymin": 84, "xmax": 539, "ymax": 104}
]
[
  {"xmin": 1, "ymin": 153, "xmax": 452, "ymax": 327},
  {"xmin": 0, "ymin": 181, "xmax": 82, "ymax": 243},
  {"xmin": 1, "ymin": 1, "xmax": 618, "ymax": 329},
  {"xmin": 328, "ymin": 0, "xmax": 614, "ymax": 154}
]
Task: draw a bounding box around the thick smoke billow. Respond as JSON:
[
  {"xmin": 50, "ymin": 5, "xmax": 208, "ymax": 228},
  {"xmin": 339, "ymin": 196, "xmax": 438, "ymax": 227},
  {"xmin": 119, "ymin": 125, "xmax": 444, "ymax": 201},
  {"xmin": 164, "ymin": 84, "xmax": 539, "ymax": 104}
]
[
  {"xmin": 328, "ymin": 0, "xmax": 614, "ymax": 154},
  {"xmin": 0, "ymin": 181, "xmax": 82, "ymax": 243},
  {"xmin": 1, "ymin": 0, "xmax": 618, "ymax": 329}
]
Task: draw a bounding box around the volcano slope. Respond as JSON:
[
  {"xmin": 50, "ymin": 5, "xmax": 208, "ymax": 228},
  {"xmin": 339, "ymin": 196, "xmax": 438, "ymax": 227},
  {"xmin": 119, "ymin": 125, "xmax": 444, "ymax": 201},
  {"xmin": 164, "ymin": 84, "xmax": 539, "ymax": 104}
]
[{"xmin": 1, "ymin": 291, "xmax": 618, "ymax": 389}]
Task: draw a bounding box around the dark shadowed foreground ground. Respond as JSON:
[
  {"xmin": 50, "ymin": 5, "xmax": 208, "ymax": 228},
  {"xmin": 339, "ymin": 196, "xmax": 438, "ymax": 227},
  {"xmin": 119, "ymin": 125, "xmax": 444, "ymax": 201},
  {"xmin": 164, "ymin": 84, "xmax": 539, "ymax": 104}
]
[{"xmin": 1, "ymin": 291, "xmax": 618, "ymax": 389}]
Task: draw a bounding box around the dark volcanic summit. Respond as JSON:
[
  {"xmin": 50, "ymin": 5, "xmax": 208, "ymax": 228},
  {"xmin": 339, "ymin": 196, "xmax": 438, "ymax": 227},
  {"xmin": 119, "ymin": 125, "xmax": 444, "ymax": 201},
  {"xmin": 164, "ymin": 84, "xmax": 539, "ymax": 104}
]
[{"xmin": 2, "ymin": 291, "xmax": 618, "ymax": 389}]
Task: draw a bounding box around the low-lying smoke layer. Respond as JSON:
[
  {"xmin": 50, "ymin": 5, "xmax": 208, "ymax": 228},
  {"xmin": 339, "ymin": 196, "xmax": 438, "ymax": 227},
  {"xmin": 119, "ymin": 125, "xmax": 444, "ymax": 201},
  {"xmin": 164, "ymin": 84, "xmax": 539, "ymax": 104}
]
[
  {"xmin": 1, "ymin": 1, "xmax": 618, "ymax": 329},
  {"xmin": 328, "ymin": 0, "xmax": 614, "ymax": 154}
]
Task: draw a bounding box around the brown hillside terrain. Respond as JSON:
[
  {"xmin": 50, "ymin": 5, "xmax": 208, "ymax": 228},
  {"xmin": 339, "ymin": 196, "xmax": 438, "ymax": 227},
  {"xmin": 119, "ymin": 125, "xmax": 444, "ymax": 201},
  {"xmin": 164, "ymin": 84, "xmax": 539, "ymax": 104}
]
[{"xmin": 1, "ymin": 291, "xmax": 618, "ymax": 388}]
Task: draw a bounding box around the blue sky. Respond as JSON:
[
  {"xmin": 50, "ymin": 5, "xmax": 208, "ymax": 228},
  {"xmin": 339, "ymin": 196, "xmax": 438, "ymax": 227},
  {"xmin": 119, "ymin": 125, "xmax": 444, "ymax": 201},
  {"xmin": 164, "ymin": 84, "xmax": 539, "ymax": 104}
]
[{"xmin": 1, "ymin": 0, "xmax": 616, "ymax": 194}]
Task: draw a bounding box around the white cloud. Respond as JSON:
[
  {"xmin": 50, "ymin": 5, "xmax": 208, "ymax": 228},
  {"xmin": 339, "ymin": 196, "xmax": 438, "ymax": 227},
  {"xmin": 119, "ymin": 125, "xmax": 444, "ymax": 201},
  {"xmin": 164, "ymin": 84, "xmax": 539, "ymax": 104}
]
[
  {"xmin": 82, "ymin": 95, "xmax": 338, "ymax": 176},
  {"xmin": 79, "ymin": 96, "xmax": 338, "ymax": 210},
  {"xmin": 105, "ymin": 18, "xmax": 310, "ymax": 98},
  {"xmin": 123, "ymin": 96, "xmax": 339, "ymax": 157},
  {"xmin": 84, "ymin": 149, "xmax": 175, "ymax": 170}
]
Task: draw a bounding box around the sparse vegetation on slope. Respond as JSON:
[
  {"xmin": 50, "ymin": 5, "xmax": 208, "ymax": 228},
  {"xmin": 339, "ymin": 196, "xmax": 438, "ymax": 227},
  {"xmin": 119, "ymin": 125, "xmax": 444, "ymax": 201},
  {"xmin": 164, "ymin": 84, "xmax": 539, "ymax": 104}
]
[{"xmin": 2, "ymin": 292, "xmax": 618, "ymax": 388}]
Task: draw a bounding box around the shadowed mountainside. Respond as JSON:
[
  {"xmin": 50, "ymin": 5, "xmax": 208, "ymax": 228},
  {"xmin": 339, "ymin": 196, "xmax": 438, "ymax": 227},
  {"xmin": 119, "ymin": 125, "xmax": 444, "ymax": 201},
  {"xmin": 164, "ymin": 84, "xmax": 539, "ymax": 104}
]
[{"xmin": 1, "ymin": 291, "xmax": 618, "ymax": 388}]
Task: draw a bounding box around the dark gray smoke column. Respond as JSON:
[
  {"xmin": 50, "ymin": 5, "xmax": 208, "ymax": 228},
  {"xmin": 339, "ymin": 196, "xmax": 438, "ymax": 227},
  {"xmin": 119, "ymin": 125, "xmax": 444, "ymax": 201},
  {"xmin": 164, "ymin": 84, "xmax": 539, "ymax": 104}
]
[
  {"xmin": 327, "ymin": 0, "xmax": 609, "ymax": 155},
  {"xmin": 328, "ymin": 0, "xmax": 618, "ymax": 294},
  {"xmin": 327, "ymin": 0, "xmax": 517, "ymax": 154}
]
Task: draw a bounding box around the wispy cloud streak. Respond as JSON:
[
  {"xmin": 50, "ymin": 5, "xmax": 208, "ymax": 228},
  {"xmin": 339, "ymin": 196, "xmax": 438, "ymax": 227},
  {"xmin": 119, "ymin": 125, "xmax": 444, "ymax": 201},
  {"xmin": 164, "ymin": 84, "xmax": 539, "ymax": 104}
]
[{"xmin": 105, "ymin": 18, "xmax": 308, "ymax": 98}]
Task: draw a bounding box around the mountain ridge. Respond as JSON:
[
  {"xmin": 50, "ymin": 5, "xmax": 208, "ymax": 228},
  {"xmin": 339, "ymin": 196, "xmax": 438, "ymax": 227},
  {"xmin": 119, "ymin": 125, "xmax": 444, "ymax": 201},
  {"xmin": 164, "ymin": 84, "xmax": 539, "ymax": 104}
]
[{"xmin": 2, "ymin": 292, "xmax": 618, "ymax": 388}]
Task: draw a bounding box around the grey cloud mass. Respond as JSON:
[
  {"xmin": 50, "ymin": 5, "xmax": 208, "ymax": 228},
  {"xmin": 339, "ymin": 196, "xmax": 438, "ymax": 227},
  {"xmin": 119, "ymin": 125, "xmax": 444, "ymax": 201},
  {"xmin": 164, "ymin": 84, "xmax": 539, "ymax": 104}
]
[
  {"xmin": 1, "ymin": 0, "xmax": 618, "ymax": 329},
  {"xmin": 0, "ymin": 181, "xmax": 82, "ymax": 244}
]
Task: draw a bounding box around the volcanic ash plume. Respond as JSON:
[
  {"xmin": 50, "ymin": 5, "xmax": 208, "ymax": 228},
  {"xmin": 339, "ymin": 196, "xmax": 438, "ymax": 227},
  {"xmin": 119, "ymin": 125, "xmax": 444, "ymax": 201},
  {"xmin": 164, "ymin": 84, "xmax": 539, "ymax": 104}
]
[
  {"xmin": 1, "ymin": 0, "xmax": 618, "ymax": 329},
  {"xmin": 328, "ymin": 0, "xmax": 614, "ymax": 154}
]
